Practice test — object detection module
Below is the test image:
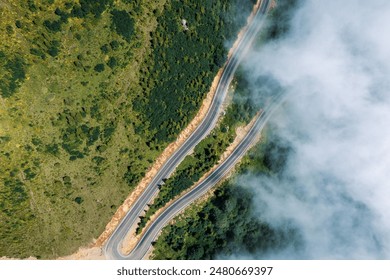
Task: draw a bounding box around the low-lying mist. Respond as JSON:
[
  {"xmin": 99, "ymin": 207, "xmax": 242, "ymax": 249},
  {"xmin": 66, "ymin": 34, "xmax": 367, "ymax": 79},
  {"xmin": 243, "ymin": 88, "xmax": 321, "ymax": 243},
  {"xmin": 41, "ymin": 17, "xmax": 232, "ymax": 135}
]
[{"xmin": 230, "ymin": 0, "xmax": 390, "ymax": 259}]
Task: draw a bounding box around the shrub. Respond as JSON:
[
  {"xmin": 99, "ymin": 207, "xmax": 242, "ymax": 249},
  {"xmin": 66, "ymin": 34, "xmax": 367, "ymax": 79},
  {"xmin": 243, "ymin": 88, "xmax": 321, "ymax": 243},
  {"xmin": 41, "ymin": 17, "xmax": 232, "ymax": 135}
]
[
  {"xmin": 111, "ymin": 9, "xmax": 134, "ymax": 42},
  {"xmin": 94, "ymin": 63, "xmax": 105, "ymax": 72}
]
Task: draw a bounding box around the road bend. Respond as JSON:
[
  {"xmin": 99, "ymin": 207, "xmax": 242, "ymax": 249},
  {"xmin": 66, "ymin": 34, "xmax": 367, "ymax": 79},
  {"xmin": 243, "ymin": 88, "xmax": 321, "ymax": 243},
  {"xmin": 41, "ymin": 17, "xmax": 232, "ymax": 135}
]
[{"xmin": 129, "ymin": 92, "xmax": 286, "ymax": 260}]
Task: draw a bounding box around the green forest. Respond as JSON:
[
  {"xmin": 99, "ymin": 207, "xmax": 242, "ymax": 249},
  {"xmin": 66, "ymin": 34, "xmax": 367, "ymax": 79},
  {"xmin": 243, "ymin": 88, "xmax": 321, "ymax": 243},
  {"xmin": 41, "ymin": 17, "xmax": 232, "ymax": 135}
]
[
  {"xmin": 134, "ymin": 0, "xmax": 256, "ymax": 145},
  {"xmin": 0, "ymin": 0, "xmax": 256, "ymax": 258}
]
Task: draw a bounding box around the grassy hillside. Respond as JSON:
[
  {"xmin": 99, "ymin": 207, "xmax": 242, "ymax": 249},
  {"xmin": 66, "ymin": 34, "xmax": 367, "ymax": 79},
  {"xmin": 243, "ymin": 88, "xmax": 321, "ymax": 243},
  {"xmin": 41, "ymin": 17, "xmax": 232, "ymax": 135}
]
[{"xmin": 0, "ymin": 0, "xmax": 255, "ymax": 258}]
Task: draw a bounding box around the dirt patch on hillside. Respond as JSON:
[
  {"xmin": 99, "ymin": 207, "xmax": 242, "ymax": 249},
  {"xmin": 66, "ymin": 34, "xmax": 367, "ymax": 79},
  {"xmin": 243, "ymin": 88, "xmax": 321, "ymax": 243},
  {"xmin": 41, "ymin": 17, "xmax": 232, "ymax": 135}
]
[{"xmin": 58, "ymin": 246, "xmax": 105, "ymax": 260}]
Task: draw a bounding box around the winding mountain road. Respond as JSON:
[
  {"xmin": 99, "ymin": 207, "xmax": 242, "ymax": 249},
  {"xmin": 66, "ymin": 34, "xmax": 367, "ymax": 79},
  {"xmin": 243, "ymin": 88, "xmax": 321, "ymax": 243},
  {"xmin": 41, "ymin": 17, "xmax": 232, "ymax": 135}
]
[
  {"xmin": 104, "ymin": 0, "xmax": 271, "ymax": 260},
  {"xmin": 129, "ymin": 92, "xmax": 285, "ymax": 259}
]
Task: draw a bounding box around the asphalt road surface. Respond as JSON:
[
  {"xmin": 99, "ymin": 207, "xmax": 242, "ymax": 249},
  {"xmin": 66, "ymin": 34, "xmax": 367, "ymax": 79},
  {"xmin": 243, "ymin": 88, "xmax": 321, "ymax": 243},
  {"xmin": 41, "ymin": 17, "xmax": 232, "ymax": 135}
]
[{"xmin": 104, "ymin": 0, "xmax": 271, "ymax": 260}]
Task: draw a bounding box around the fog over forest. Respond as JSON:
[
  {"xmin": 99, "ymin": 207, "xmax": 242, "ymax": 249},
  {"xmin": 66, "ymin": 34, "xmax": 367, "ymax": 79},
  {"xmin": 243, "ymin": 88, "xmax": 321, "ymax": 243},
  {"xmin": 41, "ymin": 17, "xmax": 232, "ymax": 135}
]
[{"xmin": 231, "ymin": 0, "xmax": 390, "ymax": 259}]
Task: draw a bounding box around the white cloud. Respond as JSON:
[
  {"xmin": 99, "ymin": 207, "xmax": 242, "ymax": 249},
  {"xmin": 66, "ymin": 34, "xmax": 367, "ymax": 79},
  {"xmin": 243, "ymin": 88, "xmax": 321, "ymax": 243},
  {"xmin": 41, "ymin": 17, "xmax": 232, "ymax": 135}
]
[{"xmin": 238, "ymin": 0, "xmax": 390, "ymax": 259}]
